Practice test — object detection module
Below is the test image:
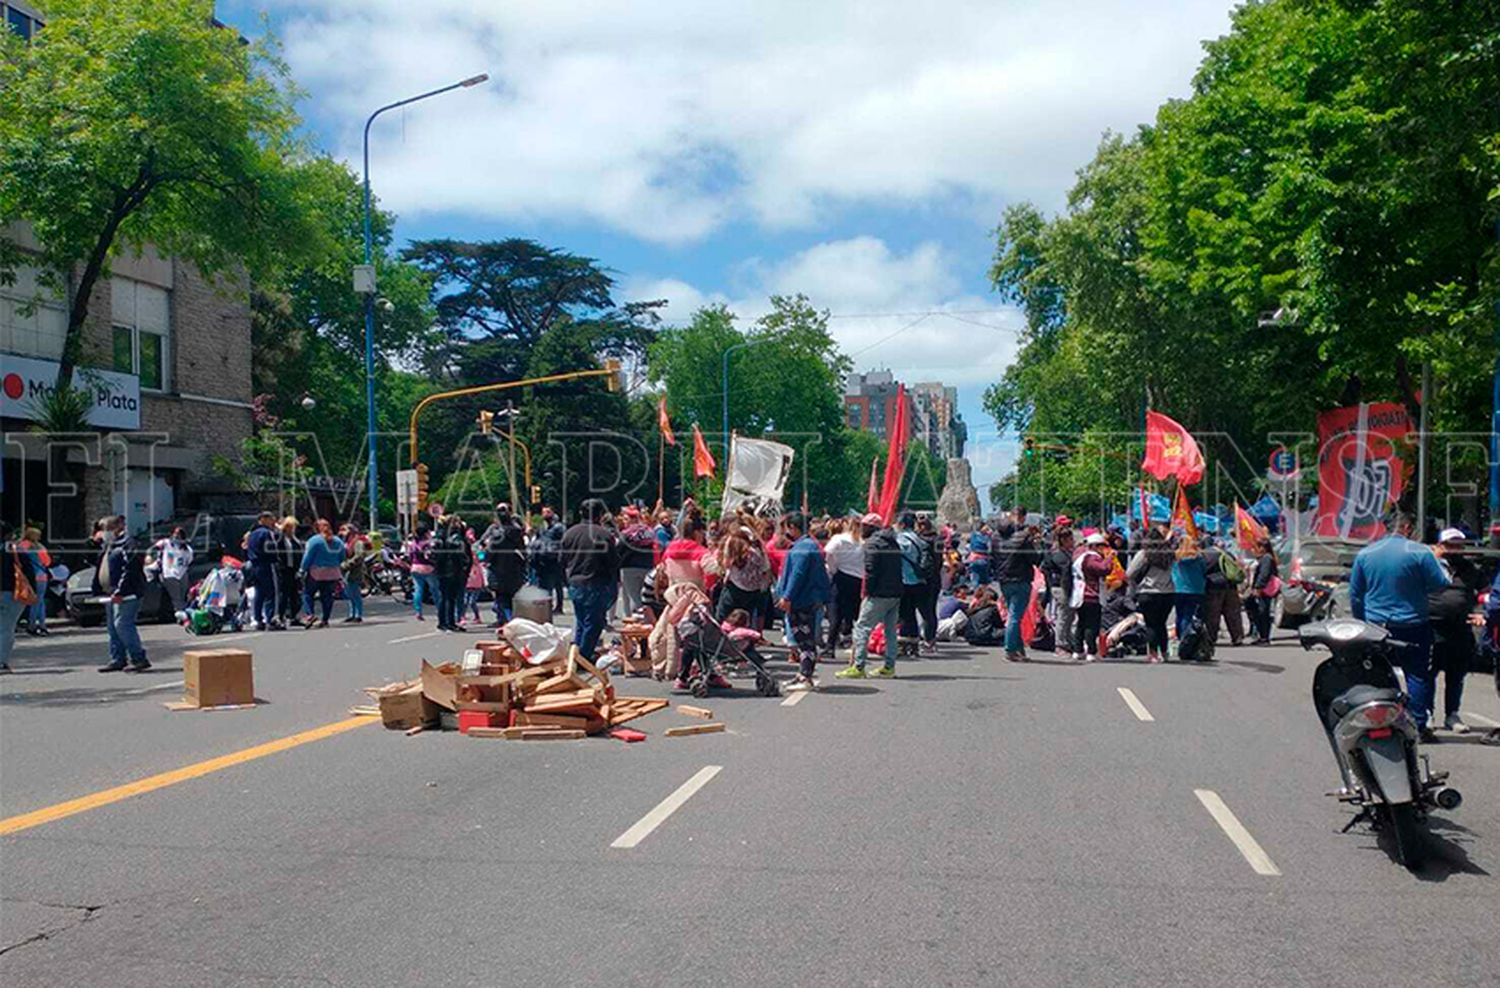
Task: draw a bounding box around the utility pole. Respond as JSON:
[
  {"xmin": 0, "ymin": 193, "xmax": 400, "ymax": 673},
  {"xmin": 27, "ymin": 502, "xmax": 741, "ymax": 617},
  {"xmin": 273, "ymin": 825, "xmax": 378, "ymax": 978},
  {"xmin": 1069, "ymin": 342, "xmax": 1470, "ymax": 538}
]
[
  {"xmin": 506, "ymin": 399, "xmax": 518, "ymax": 510},
  {"xmin": 1416, "ymin": 361, "xmax": 1430, "ymax": 538}
]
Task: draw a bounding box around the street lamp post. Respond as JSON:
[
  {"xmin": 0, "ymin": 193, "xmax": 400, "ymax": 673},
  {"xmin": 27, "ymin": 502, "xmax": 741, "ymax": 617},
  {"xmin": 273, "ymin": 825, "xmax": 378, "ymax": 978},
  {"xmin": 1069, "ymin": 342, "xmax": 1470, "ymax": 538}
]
[
  {"xmin": 721, "ymin": 337, "xmax": 775, "ymax": 455},
  {"xmin": 358, "ymin": 73, "xmax": 488, "ymax": 529}
]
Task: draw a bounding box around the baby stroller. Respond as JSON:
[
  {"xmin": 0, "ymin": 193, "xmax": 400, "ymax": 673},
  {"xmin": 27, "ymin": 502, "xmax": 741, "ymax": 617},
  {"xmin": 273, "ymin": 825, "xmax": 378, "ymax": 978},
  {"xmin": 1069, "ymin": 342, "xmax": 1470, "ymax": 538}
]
[
  {"xmin": 181, "ymin": 562, "xmax": 245, "ymax": 636},
  {"xmin": 674, "ymin": 603, "xmax": 781, "ymax": 698}
]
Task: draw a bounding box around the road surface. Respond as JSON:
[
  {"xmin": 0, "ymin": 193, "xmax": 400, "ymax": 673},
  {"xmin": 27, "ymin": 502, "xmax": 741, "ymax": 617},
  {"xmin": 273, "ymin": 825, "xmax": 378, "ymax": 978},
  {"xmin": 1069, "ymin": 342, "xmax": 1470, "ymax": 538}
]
[{"xmin": 3, "ymin": 598, "xmax": 1497, "ymax": 987}]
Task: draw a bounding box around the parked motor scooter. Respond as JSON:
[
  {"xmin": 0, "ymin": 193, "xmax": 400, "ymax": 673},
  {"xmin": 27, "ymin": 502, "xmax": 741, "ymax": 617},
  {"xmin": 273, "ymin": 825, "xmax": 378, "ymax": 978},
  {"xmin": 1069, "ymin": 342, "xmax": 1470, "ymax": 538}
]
[
  {"xmin": 1303, "ymin": 617, "xmax": 1461, "ymax": 869},
  {"xmin": 1279, "ymin": 576, "xmax": 1338, "ymax": 628}
]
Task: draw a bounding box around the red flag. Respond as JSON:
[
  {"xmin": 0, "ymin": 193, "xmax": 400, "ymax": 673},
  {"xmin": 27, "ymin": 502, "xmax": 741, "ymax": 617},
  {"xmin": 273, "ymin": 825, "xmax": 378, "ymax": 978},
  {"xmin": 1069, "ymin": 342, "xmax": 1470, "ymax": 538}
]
[
  {"xmin": 1171, "ymin": 486, "xmax": 1200, "ymax": 541},
  {"xmin": 1142, "ymin": 410, "xmax": 1205, "ymax": 485},
  {"xmin": 691, "ymin": 424, "xmax": 716, "ymax": 478},
  {"xmin": 1312, "ymin": 402, "xmax": 1409, "ymax": 540},
  {"xmin": 865, "ymin": 455, "xmax": 880, "ymax": 514},
  {"xmin": 657, "ymin": 396, "xmax": 676, "ymax": 446},
  {"xmin": 1234, "ymin": 502, "xmax": 1269, "ymax": 551},
  {"xmin": 875, "ymin": 386, "xmax": 910, "ymax": 523},
  {"xmin": 1138, "ymin": 486, "xmax": 1152, "ymax": 527}
]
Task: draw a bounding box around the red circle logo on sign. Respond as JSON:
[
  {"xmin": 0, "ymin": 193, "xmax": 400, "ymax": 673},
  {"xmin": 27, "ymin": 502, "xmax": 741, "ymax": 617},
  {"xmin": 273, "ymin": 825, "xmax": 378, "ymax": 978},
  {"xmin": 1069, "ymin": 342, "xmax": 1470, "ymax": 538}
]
[{"xmin": 2, "ymin": 373, "xmax": 23, "ymax": 400}]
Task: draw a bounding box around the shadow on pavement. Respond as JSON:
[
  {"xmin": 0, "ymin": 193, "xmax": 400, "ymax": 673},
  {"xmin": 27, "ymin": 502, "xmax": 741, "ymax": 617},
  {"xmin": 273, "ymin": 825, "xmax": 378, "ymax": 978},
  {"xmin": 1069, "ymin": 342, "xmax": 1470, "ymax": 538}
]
[{"xmin": 1224, "ymin": 659, "xmax": 1287, "ymax": 675}]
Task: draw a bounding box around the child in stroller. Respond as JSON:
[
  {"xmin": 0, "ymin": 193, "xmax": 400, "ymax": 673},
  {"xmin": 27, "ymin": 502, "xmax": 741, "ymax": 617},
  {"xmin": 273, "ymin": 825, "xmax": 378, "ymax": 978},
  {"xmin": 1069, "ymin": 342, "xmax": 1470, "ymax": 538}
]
[
  {"xmin": 721, "ymin": 608, "xmax": 768, "ymax": 669},
  {"xmin": 674, "ymin": 602, "xmax": 781, "ymax": 698},
  {"xmin": 181, "ymin": 558, "xmax": 246, "ymax": 636}
]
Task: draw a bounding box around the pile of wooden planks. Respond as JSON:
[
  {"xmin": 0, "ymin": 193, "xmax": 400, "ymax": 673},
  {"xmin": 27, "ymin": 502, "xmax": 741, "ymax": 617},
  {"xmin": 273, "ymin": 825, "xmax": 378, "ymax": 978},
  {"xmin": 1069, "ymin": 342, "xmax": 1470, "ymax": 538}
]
[{"xmin": 362, "ymin": 639, "xmax": 674, "ymax": 740}]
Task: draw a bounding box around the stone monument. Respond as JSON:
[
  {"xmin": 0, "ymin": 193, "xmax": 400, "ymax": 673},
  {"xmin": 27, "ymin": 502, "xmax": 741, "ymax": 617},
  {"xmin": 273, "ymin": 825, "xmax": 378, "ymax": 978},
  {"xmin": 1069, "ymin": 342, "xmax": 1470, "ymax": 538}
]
[{"xmin": 936, "ymin": 457, "xmax": 981, "ymax": 530}]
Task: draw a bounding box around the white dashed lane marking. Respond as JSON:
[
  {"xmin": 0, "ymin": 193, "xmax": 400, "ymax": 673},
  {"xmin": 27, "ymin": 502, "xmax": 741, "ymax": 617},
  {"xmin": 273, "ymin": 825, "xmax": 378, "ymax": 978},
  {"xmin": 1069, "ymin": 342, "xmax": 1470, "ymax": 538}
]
[
  {"xmin": 1116, "ymin": 687, "xmax": 1155, "ymax": 722},
  {"xmin": 611, "ymin": 766, "xmax": 722, "ymax": 849}
]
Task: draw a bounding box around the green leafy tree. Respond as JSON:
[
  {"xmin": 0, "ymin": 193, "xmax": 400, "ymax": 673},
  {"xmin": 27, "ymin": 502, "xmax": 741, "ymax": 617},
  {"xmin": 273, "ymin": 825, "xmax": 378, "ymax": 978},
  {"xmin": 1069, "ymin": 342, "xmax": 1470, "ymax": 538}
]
[
  {"xmin": 984, "ymin": 0, "xmax": 1500, "ymax": 519},
  {"xmin": 0, "ymin": 0, "xmax": 330, "ymax": 387},
  {"xmin": 648, "ymin": 296, "xmax": 860, "ymax": 513}
]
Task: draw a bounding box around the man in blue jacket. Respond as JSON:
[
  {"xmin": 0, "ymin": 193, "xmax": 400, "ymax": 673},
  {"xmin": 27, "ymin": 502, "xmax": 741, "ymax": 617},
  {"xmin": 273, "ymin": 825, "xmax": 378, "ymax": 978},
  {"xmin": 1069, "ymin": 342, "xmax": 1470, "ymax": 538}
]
[
  {"xmin": 245, "ymin": 511, "xmax": 279, "ymax": 630},
  {"xmin": 774, "ymin": 511, "xmax": 831, "ymax": 693},
  {"xmin": 95, "ymin": 515, "xmax": 150, "ymax": 673},
  {"xmin": 1348, "ymin": 512, "xmax": 1449, "ymax": 736}
]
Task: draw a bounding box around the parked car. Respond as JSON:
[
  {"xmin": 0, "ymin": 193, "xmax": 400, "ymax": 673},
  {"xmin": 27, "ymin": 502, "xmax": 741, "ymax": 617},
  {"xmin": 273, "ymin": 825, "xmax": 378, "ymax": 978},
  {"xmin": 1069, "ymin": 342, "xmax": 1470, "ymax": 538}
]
[{"xmin": 64, "ymin": 512, "xmax": 262, "ymax": 627}]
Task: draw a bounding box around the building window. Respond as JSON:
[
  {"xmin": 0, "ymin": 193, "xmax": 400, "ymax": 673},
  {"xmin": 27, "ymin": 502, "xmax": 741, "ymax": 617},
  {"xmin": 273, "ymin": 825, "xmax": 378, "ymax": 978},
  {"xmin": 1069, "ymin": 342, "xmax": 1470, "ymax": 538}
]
[
  {"xmin": 111, "ymin": 276, "xmax": 170, "ymax": 391},
  {"xmin": 4, "ymin": 4, "xmax": 38, "ymax": 40},
  {"xmin": 0, "ymin": 264, "xmax": 67, "ymax": 360}
]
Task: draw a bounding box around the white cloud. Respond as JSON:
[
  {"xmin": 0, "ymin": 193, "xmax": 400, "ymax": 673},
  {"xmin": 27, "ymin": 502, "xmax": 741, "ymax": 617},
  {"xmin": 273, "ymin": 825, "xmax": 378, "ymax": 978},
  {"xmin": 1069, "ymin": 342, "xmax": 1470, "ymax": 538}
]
[
  {"xmin": 266, "ymin": 0, "xmax": 1237, "ymax": 241},
  {"xmin": 624, "ymin": 236, "xmax": 1024, "ymax": 388}
]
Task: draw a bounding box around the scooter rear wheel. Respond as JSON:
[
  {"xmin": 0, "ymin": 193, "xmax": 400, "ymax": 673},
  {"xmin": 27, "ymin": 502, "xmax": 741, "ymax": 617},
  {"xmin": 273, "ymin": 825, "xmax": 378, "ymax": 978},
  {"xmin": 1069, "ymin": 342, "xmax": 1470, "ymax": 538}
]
[{"xmin": 1386, "ymin": 803, "xmax": 1426, "ymax": 871}]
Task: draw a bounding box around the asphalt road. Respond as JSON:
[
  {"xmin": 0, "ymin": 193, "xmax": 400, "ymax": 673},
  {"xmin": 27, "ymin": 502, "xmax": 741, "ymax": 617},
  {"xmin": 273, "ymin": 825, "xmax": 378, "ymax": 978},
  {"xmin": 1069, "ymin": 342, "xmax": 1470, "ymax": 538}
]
[{"xmin": 3, "ymin": 596, "xmax": 1498, "ymax": 987}]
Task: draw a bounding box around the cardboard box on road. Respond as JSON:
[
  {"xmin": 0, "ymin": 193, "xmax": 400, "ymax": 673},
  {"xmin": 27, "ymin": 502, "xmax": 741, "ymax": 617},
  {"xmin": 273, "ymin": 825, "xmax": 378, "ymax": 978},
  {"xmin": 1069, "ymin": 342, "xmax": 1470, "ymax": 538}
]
[
  {"xmin": 183, "ymin": 649, "xmax": 254, "ymax": 708},
  {"xmin": 378, "ymin": 686, "xmax": 438, "ymax": 730}
]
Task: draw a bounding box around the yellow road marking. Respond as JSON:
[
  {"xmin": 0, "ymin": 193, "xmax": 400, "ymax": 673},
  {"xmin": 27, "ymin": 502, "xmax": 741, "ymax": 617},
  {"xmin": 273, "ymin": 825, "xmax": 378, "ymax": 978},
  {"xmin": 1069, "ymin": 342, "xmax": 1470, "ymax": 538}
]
[{"xmin": 0, "ymin": 716, "xmax": 376, "ymax": 837}]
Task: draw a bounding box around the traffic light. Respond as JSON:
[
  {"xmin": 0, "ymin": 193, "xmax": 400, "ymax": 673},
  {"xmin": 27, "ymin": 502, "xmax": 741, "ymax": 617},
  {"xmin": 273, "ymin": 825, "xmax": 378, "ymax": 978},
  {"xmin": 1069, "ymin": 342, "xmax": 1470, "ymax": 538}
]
[
  {"xmin": 604, "ymin": 358, "xmax": 623, "ymax": 393},
  {"xmin": 530, "ymin": 484, "xmax": 541, "ymax": 505},
  {"xmin": 1023, "ymin": 436, "xmax": 1036, "ymax": 459},
  {"xmin": 477, "ymin": 410, "xmax": 494, "ymax": 435},
  {"xmin": 415, "ymin": 462, "xmax": 430, "ymax": 510}
]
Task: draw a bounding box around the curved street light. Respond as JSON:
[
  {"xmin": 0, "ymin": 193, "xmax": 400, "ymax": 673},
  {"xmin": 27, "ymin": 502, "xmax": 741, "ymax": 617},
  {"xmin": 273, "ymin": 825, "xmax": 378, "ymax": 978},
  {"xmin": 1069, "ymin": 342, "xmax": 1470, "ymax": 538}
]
[{"xmin": 358, "ymin": 73, "xmax": 489, "ymax": 528}]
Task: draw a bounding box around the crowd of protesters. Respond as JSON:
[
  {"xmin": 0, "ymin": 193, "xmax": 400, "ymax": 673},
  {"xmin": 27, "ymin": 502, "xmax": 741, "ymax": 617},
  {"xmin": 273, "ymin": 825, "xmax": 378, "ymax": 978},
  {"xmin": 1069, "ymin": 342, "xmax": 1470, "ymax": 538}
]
[{"xmin": 1, "ymin": 499, "xmax": 1497, "ymax": 746}]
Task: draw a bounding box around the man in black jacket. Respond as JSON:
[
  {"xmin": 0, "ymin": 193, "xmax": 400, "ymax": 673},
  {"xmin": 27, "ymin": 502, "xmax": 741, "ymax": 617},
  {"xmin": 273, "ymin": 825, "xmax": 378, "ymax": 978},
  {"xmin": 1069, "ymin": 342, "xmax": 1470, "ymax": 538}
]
[
  {"xmin": 559, "ymin": 499, "xmax": 619, "ymax": 660},
  {"xmin": 1430, "ymin": 529, "xmax": 1482, "ymax": 734},
  {"xmin": 839, "ymin": 513, "xmax": 904, "ymax": 679},
  {"xmin": 480, "ymin": 503, "xmax": 526, "ymax": 626},
  {"xmin": 432, "ymin": 516, "xmax": 472, "ymax": 632},
  {"xmin": 991, "ymin": 507, "xmax": 1041, "ymax": 660},
  {"xmin": 95, "ymin": 515, "xmax": 150, "ymax": 672}
]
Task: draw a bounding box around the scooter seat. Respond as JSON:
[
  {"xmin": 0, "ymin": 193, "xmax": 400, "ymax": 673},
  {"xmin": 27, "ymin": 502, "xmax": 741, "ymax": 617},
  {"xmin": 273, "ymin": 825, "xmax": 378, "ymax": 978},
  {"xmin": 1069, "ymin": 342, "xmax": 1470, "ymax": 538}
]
[{"xmin": 1330, "ymin": 684, "xmax": 1402, "ymax": 720}]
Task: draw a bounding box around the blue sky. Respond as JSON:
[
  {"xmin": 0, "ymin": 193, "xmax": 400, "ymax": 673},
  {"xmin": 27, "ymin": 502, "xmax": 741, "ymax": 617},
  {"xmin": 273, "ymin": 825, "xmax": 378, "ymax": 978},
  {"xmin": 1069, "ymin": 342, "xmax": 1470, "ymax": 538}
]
[{"xmin": 218, "ymin": 0, "xmax": 1238, "ymax": 497}]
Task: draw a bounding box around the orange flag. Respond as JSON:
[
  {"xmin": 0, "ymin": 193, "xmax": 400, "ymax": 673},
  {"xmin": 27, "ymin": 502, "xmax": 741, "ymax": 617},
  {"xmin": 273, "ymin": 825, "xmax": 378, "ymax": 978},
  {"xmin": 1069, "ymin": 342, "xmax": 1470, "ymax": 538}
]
[
  {"xmin": 1234, "ymin": 502, "xmax": 1268, "ymax": 551},
  {"xmin": 691, "ymin": 424, "xmax": 716, "ymax": 478},
  {"xmin": 657, "ymin": 396, "xmax": 676, "ymax": 446},
  {"xmin": 1171, "ymin": 485, "xmax": 1200, "ymax": 541}
]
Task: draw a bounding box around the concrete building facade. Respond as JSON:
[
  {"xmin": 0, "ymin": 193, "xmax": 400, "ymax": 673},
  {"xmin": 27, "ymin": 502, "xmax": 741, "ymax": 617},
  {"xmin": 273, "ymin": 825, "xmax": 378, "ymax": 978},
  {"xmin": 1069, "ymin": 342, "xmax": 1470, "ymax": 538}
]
[
  {"xmin": 844, "ymin": 370, "xmax": 966, "ymax": 459},
  {"xmin": 1, "ymin": 225, "xmax": 254, "ymax": 543}
]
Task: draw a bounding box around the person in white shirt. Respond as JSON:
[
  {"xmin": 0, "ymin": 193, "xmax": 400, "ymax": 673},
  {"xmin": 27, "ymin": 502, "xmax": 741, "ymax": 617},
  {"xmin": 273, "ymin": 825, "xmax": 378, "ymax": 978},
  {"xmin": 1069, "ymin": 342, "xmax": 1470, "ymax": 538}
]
[
  {"xmin": 148, "ymin": 527, "xmax": 194, "ymax": 615},
  {"xmin": 822, "ymin": 516, "xmax": 865, "ymax": 655}
]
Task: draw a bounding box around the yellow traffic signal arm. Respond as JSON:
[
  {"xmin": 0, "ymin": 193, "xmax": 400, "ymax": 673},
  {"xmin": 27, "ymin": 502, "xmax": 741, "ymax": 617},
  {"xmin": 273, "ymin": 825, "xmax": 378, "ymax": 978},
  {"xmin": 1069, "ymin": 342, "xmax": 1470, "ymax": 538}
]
[{"xmin": 407, "ymin": 361, "xmax": 620, "ymax": 466}]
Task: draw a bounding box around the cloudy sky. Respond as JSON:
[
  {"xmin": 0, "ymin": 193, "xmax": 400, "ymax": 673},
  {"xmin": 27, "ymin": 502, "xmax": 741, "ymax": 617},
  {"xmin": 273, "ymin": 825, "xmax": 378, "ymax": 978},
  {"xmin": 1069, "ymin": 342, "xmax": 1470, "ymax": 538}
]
[{"xmin": 220, "ymin": 0, "xmax": 1239, "ymax": 493}]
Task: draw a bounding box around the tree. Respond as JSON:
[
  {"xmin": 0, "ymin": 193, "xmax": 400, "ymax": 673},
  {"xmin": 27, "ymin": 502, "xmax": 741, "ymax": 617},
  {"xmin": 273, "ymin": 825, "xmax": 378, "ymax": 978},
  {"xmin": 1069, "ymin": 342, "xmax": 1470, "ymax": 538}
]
[
  {"xmin": 400, "ymin": 238, "xmax": 664, "ymax": 513},
  {"xmin": 0, "ymin": 0, "xmax": 330, "ymax": 387},
  {"xmin": 647, "ymin": 296, "xmax": 863, "ymax": 512},
  {"xmin": 249, "ymin": 158, "xmax": 438, "ymax": 480},
  {"xmin": 403, "ymin": 238, "xmax": 660, "ymax": 382},
  {"xmin": 983, "ymin": 0, "xmax": 1500, "ymax": 518}
]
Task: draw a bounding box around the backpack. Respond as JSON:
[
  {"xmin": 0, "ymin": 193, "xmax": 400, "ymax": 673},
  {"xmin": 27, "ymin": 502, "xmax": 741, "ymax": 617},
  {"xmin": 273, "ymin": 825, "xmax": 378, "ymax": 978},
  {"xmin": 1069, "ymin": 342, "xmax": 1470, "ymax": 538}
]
[
  {"xmin": 1218, "ymin": 551, "xmax": 1244, "ymax": 584},
  {"xmin": 1029, "ymin": 614, "xmax": 1056, "ymax": 652},
  {"xmin": 1178, "ymin": 616, "xmax": 1209, "ymax": 662},
  {"xmin": 899, "ymin": 531, "xmax": 935, "ymax": 584}
]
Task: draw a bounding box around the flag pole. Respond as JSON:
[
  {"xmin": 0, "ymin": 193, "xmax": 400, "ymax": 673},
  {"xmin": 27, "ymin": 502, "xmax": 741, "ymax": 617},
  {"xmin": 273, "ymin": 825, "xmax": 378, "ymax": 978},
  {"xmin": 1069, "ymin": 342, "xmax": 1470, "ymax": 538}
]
[{"xmin": 658, "ymin": 428, "xmax": 665, "ymax": 508}]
